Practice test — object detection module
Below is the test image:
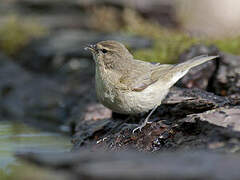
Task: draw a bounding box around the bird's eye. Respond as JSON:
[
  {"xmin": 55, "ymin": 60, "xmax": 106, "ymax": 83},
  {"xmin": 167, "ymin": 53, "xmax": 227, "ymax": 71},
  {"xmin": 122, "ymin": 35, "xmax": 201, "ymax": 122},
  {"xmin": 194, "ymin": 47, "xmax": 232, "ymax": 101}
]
[{"xmin": 101, "ymin": 49, "xmax": 108, "ymax": 54}]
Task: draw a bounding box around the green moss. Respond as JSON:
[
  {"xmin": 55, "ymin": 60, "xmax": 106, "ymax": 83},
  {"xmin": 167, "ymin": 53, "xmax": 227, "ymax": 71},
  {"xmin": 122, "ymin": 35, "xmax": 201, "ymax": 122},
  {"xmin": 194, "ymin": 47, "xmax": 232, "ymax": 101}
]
[
  {"xmin": 0, "ymin": 16, "xmax": 47, "ymax": 56},
  {"xmin": 133, "ymin": 34, "xmax": 240, "ymax": 63},
  {"xmin": 133, "ymin": 32, "xmax": 200, "ymax": 64},
  {"xmin": 0, "ymin": 164, "xmax": 21, "ymax": 180},
  {"xmin": 0, "ymin": 169, "xmax": 11, "ymax": 180},
  {"xmin": 122, "ymin": 9, "xmax": 200, "ymax": 63},
  {"xmin": 0, "ymin": 163, "xmax": 62, "ymax": 180},
  {"xmin": 210, "ymin": 37, "xmax": 240, "ymax": 55}
]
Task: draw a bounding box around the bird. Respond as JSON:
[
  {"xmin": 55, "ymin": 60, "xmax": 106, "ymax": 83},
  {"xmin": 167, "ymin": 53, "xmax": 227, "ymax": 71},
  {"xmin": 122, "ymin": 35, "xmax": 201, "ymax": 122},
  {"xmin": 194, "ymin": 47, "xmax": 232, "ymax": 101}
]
[{"xmin": 85, "ymin": 40, "xmax": 218, "ymax": 133}]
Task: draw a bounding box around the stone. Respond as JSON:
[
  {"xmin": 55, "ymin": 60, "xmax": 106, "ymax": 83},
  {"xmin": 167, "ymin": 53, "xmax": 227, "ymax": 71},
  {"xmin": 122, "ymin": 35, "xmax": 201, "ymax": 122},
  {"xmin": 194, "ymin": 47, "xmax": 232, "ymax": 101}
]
[
  {"xmin": 212, "ymin": 53, "xmax": 240, "ymax": 99},
  {"xmin": 72, "ymin": 87, "xmax": 237, "ymax": 152}
]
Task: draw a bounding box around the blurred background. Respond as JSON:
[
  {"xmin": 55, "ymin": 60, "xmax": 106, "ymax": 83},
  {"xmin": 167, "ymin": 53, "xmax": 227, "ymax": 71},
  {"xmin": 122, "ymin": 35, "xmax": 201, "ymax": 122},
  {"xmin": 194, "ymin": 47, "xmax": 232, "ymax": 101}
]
[
  {"xmin": 2, "ymin": 0, "xmax": 240, "ymax": 63},
  {"xmin": 1, "ymin": 0, "xmax": 240, "ymax": 179}
]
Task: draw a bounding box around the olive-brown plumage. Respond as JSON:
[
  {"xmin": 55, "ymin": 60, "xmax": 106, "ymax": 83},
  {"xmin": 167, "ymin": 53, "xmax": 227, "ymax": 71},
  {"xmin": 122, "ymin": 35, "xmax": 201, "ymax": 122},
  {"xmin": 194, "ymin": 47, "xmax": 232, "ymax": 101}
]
[{"xmin": 86, "ymin": 40, "xmax": 218, "ymax": 132}]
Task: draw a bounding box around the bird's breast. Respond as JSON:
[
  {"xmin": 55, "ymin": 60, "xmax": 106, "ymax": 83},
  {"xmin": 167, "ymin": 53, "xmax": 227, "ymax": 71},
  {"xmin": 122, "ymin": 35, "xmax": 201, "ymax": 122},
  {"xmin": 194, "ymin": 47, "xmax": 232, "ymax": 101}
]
[{"xmin": 95, "ymin": 71, "xmax": 169, "ymax": 114}]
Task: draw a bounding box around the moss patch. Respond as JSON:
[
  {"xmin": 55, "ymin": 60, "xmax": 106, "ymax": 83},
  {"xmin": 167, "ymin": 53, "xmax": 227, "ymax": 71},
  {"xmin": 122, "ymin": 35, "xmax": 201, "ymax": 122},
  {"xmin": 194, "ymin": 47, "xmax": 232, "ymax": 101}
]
[
  {"xmin": 122, "ymin": 9, "xmax": 200, "ymax": 63},
  {"xmin": 0, "ymin": 15, "xmax": 47, "ymax": 56},
  {"xmin": 133, "ymin": 33, "xmax": 200, "ymax": 63},
  {"xmin": 0, "ymin": 162, "xmax": 65, "ymax": 180},
  {"xmin": 210, "ymin": 37, "xmax": 240, "ymax": 55}
]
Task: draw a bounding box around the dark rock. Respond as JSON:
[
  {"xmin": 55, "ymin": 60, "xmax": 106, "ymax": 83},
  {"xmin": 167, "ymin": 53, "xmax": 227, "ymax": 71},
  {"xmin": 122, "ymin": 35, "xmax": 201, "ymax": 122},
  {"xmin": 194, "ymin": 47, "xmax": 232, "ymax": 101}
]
[
  {"xmin": 212, "ymin": 53, "xmax": 240, "ymax": 99},
  {"xmin": 177, "ymin": 44, "xmax": 219, "ymax": 90},
  {"xmin": 178, "ymin": 46, "xmax": 240, "ymax": 100},
  {"xmin": 182, "ymin": 106, "xmax": 240, "ymax": 132},
  {"xmin": 17, "ymin": 150, "xmax": 240, "ymax": 180},
  {"xmin": 18, "ymin": 30, "xmax": 152, "ymax": 73},
  {"xmin": 160, "ymin": 87, "xmax": 230, "ymax": 118},
  {"xmin": 72, "ymin": 87, "xmax": 237, "ymax": 152}
]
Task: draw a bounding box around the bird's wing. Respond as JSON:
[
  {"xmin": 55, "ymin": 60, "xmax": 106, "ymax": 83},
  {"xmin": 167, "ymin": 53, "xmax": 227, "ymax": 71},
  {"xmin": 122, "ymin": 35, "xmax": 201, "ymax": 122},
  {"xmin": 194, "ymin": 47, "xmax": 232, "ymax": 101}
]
[
  {"xmin": 118, "ymin": 55, "xmax": 218, "ymax": 91},
  {"xmin": 118, "ymin": 60, "xmax": 174, "ymax": 91}
]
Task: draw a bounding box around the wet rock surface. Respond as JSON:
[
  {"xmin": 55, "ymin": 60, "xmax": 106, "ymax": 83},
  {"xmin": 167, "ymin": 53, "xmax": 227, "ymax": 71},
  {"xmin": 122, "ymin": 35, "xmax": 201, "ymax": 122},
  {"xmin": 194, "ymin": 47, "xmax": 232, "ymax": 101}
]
[{"xmin": 72, "ymin": 87, "xmax": 238, "ymax": 152}]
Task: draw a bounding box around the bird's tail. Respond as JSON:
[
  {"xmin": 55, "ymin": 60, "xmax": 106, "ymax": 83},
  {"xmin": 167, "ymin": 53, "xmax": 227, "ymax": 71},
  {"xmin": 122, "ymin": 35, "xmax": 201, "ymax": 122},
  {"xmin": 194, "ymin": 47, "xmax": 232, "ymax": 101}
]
[
  {"xmin": 166, "ymin": 55, "xmax": 218, "ymax": 87},
  {"xmin": 175, "ymin": 55, "xmax": 218, "ymax": 72}
]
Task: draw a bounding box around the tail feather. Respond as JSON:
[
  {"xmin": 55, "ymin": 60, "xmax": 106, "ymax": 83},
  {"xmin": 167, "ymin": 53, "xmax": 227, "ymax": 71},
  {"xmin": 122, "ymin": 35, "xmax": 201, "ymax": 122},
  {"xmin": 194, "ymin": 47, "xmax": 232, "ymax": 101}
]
[
  {"xmin": 166, "ymin": 55, "xmax": 218, "ymax": 86},
  {"xmin": 176, "ymin": 55, "xmax": 218, "ymax": 71}
]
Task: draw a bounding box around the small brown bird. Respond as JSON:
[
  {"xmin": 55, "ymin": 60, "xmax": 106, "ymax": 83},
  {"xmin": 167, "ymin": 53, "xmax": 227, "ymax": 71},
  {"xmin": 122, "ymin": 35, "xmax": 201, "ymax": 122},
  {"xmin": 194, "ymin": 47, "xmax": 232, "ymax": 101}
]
[{"xmin": 85, "ymin": 40, "xmax": 218, "ymax": 133}]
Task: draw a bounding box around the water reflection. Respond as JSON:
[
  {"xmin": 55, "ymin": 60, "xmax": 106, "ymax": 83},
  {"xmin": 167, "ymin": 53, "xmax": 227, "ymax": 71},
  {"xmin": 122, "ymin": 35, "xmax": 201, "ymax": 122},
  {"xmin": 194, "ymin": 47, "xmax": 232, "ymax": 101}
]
[{"xmin": 0, "ymin": 121, "xmax": 71, "ymax": 171}]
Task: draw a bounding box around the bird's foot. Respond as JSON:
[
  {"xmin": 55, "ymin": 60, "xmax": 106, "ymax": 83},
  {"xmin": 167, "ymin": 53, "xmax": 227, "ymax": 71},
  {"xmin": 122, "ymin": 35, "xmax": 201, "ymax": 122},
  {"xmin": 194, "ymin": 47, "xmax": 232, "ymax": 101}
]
[
  {"xmin": 132, "ymin": 125, "xmax": 144, "ymax": 134},
  {"xmin": 132, "ymin": 105, "xmax": 158, "ymax": 133},
  {"xmin": 132, "ymin": 120, "xmax": 152, "ymax": 133}
]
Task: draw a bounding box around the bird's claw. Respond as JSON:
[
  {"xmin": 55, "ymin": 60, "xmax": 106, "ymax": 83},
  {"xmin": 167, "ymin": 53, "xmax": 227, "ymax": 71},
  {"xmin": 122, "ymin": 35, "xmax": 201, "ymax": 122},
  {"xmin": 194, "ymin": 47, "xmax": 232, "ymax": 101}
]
[
  {"xmin": 132, "ymin": 125, "xmax": 143, "ymax": 134},
  {"xmin": 132, "ymin": 121, "xmax": 153, "ymax": 133}
]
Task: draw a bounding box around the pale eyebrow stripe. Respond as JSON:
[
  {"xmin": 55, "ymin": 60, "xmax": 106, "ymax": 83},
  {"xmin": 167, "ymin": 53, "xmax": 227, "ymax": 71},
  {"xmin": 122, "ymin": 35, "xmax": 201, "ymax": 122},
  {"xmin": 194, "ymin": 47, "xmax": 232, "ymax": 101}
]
[{"xmin": 99, "ymin": 43, "xmax": 117, "ymax": 49}]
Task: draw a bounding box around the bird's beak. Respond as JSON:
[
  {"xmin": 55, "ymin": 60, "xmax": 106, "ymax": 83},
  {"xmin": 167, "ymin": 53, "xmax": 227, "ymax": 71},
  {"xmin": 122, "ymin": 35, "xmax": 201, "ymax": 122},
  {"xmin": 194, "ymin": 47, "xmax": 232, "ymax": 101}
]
[{"xmin": 84, "ymin": 44, "xmax": 97, "ymax": 53}]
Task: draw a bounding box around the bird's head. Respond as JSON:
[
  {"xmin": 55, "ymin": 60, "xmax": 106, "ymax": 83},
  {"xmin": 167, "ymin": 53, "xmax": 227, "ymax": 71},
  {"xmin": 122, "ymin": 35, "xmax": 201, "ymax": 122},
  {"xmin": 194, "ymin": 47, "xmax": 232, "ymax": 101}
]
[{"xmin": 85, "ymin": 40, "xmax": 133, "ymax": 69}]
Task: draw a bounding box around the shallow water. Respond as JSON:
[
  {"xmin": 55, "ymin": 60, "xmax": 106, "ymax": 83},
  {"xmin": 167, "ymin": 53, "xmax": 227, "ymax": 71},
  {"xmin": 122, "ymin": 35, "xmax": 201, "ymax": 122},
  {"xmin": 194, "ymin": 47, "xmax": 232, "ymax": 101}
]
[{"xmin": 0, "ymin": 121, "xmax": 71, "ymax": 175}]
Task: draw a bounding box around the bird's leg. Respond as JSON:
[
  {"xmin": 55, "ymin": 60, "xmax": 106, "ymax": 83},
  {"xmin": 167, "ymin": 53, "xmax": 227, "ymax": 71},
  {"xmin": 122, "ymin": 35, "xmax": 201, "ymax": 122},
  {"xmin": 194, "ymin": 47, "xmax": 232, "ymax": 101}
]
[{"xmin": 132, "ymin": 105, "xmax": 158, "ymax": 133}]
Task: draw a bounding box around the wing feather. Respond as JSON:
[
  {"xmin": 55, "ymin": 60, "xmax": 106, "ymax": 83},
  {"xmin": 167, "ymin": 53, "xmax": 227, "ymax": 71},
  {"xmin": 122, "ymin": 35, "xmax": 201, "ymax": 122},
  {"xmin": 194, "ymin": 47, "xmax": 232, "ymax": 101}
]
[{"xmin": 118, "ymin": 60, "xmax": 173, "ymax": 91}]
